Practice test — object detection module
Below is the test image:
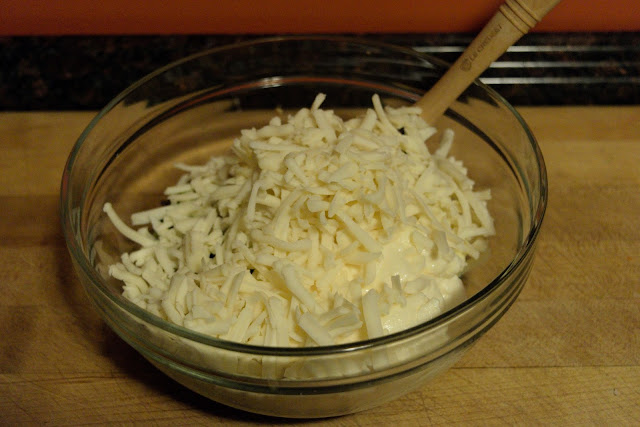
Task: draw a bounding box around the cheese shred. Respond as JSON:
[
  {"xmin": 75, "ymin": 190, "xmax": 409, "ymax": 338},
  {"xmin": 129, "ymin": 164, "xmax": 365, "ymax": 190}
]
[{"xmin": 104, "ymin": 94, "xmax": 494, "ymax": 349}]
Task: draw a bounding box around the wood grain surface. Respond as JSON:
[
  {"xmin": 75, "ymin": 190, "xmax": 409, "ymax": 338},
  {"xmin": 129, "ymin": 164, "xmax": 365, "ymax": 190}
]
[{"xmin": 1, "ymin": 107, "xmax": 639, "ymax": 425}]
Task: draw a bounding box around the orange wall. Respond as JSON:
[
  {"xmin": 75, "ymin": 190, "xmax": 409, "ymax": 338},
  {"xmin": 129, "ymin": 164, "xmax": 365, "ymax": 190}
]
[{"xmin": 3, "ymin": 0, "xmax": 639, "ymax": 35}]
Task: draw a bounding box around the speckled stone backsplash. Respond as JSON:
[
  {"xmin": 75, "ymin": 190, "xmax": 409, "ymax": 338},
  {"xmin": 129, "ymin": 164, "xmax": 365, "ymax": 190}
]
[{"xmin": 1, "ymin": 33, "xmax": 638, "ymax": 110}]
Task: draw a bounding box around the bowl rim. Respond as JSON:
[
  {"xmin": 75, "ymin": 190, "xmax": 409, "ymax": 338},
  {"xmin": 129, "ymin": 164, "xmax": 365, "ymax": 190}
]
[{"xmin": 60, "ymin": 34, "xmax": 548, "ymax": 357}]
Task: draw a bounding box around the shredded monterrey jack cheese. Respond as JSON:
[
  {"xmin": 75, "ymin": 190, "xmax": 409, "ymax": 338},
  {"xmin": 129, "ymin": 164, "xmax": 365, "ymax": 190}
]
[{"xmin": 104, "ymin": 94, "xmax": 495, "ymax": 347}]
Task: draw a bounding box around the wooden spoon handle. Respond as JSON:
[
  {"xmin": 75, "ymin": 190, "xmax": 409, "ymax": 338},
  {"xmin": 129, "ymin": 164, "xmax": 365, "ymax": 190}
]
[{"xmin": 416, "ymin": 0, "xmax": 562, "ymax": 124}]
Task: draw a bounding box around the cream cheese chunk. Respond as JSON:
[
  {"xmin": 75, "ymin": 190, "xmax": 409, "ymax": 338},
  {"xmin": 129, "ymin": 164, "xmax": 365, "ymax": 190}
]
[{"xmin": 104, "ymin": 94, "xmax": 495, "ymax": 347}]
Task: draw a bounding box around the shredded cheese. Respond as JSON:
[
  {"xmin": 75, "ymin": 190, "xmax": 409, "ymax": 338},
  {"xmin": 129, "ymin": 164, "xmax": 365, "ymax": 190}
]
[{"xmin": 104, "ymin": 94, "xmax": 495, "ymax": 349}]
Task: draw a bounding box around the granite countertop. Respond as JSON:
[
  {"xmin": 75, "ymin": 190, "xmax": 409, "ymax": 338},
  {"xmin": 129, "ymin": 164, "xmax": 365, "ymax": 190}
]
[{"xmin": 1, "ymin": 32, "xmax": 639, "ymax": 110}]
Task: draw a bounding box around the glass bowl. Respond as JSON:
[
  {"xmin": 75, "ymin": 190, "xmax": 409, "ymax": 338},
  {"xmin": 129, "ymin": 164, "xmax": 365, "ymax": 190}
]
[{"xmin": 60, "ymin": 36, "xmax": 547, "ymax": 418}]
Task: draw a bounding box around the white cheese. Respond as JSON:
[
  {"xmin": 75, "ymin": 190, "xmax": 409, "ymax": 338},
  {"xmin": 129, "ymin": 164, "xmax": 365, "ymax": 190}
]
[{"xmin": 104, "ymin": 93, "xmax": 495, "ymax": 349}]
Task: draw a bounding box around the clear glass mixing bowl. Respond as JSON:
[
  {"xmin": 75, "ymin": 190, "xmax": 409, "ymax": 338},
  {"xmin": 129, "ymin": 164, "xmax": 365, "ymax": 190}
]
[{"xmin": 61, "ymin": 36, "xmax": 547, "ymax": 418}]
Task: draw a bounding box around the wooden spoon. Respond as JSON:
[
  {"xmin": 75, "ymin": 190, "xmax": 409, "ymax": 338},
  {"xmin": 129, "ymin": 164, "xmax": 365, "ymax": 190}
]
[{"xmin": 416, "ymin": 0, "xmax": 562, "ymax": 124}]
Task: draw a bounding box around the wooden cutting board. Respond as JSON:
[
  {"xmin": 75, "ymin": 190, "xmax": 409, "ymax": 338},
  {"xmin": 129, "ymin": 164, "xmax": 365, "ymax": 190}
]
[{"xmin": 0, "ymin": 107, "xmax": 638, "ymax": 424}]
